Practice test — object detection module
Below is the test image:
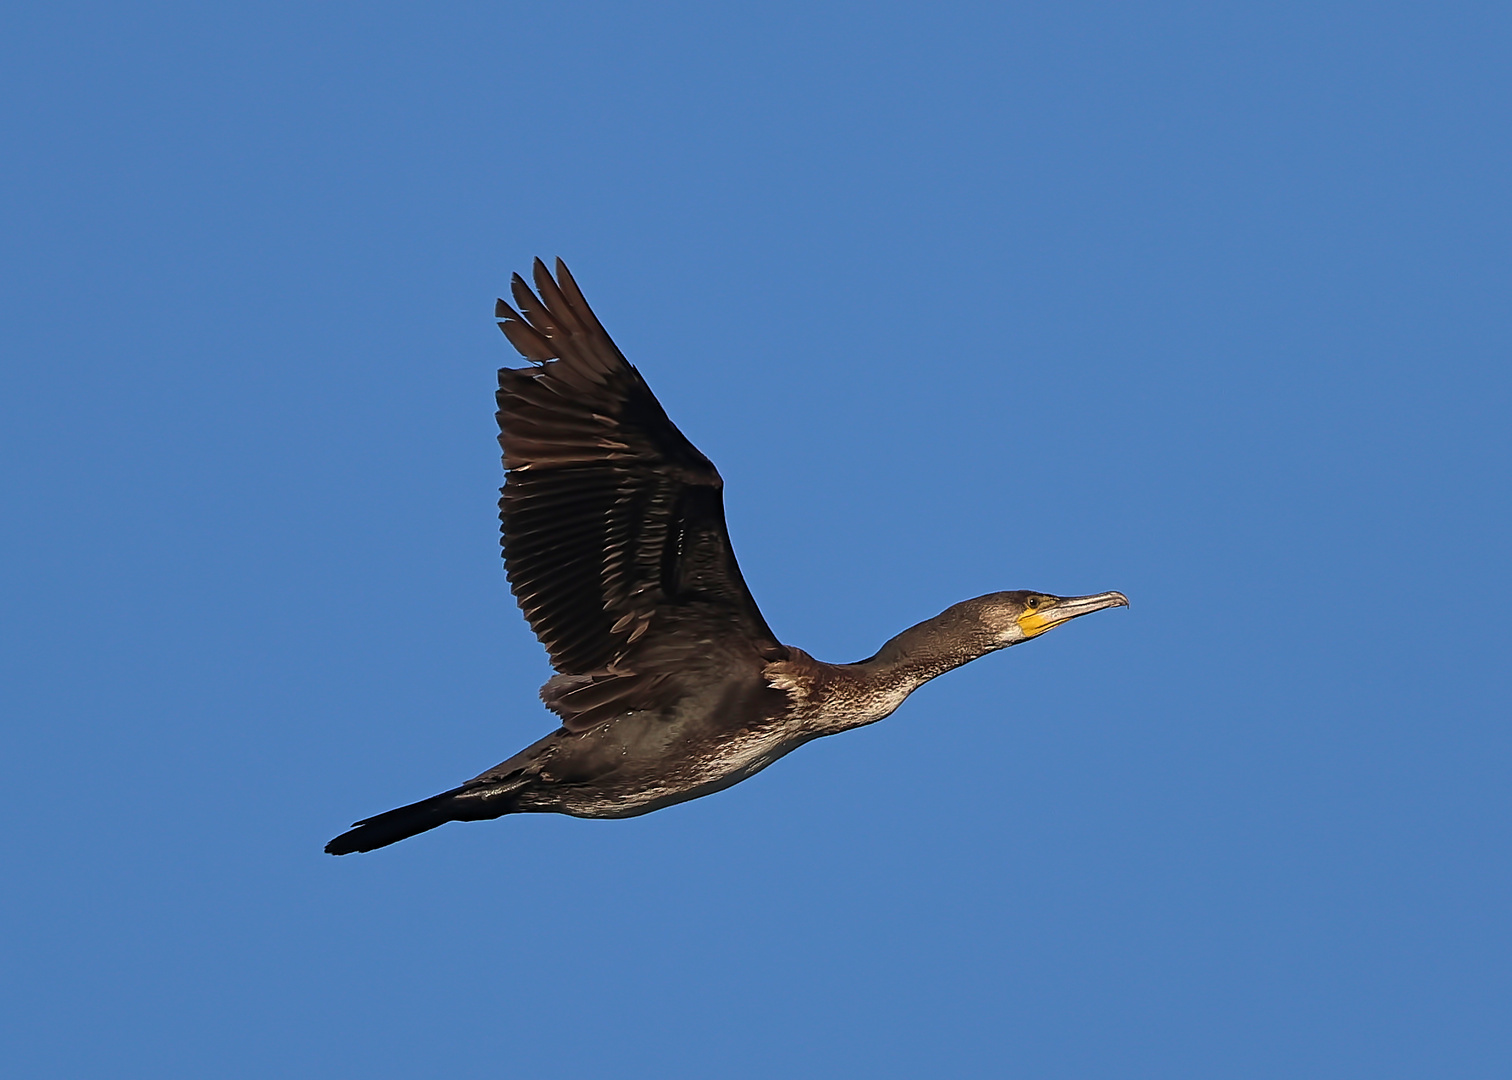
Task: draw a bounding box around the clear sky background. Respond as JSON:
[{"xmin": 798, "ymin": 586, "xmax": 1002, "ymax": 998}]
[{"xmin": 3, "ymin": 3, "xmax": 1509, "ymax": 1077}]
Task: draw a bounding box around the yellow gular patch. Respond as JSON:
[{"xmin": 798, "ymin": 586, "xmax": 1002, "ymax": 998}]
[{"xmin": 1017, "ymin": 608, "xmax": 1064, "ymax": 638}]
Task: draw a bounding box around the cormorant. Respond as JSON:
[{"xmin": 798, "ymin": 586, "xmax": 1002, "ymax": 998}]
[{"xmin": 325, "ymin": 260, "xmax": 1127, "ymax": 855}]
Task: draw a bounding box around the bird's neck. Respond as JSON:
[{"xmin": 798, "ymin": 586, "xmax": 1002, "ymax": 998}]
[
  {"xmin": 861, "ymin": 613, "xmax": 997, "ymax": 693},
  {"xmin": 772, "ymin": 613, "xmax": 1002, "ymax": 736}
]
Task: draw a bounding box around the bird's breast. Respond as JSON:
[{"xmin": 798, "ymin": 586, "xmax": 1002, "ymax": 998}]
[{"xmin": 538, "ymin": 718, "xmax": 808, "ymax": 818}]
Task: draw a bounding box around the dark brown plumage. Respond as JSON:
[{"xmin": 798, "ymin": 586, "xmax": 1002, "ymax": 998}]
[{"xmin": 325, "ymin": 259, "xmax": 1127, "ymax": 855}]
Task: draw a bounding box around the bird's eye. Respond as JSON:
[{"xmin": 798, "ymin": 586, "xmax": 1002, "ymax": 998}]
[{"xmin": 1026, "ymin": 597, "xmax": 1040, "ymax": 609}]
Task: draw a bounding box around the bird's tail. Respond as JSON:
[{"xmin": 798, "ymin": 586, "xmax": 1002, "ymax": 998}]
[{"xmin": 324, "ymin": 782, "xmax": 516, "ymax": 855}]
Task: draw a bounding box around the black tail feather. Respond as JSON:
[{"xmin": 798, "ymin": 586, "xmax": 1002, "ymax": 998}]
[{"xmin": 324, "ymin": 784, "xmax": 508, "ymax": 855}]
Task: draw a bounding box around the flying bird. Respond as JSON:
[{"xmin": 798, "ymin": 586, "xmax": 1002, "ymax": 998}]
[{"xmin": 325, "ymin": 259, "xmax": 1127, "ymax": 854}]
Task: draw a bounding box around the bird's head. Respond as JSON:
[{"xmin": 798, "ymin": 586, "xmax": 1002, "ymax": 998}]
[
  {"xmin": 970, "ymin": 589, "xmax": 1131, "ymax": 648},
  {"xmin": 869, "ymin": 589, "xmax": 1130, "ymax": 672}
]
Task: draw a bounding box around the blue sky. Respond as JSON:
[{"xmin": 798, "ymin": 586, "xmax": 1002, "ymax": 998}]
[{"xmin": 3, "ymin": 2, "xmax": 1509, "ymax": 1077}]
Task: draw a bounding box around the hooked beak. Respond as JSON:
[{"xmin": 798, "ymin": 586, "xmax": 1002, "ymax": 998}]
[{"xmin": 1017, "ymin": 591, "xmax": 1130, "ymax": 639}]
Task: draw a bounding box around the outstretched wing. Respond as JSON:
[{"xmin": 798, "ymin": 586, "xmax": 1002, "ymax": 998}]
[{"xmin": 495, "ymin": 259, "xmax": 783, "ymax": 731}]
